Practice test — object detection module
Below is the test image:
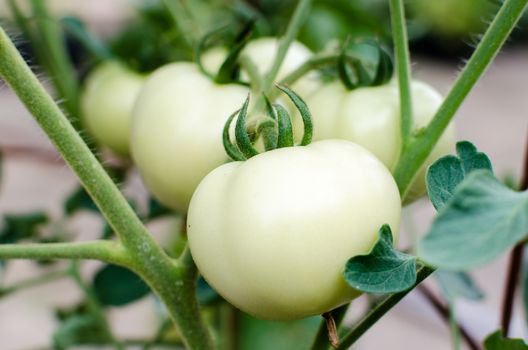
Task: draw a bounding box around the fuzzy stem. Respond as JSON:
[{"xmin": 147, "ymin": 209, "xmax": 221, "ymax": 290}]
[
  {"xmin": 261, "ymin": 0, "xmax": 313, "ymax": 94},
  {"xmin": 0, "ymin": 27, "xmax": 214, "ymax": 350},
  {"xmin": 0, "ymin": 241, "xmax": 129, "ymax": 266},
  {"xmin": 389, "ymin": 0, "xmax": 413, "ymax": 143},
  {"xmin": 393, "ymin": 0, "xmax": 528, "ymax": 197}
]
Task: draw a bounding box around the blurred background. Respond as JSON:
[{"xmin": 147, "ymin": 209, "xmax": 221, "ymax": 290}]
[{"xmin": 0, "ymin": 0, "xmax": 527, "ymax": 349}]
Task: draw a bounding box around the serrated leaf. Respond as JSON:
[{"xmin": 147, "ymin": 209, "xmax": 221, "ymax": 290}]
[
  {"xmin": 419, "ymin": 170, "xmax": 528, "ymax": 270},
  {"xmin": 427, "ymin": 141, "xmax": 492, "ymax": 210},
  {"xmin": 0, "ymin": 212, "xmax": 48, "ymax": 244},
  {"xmin": 343, "ymin": 225, "xmax": 417, "ymax": 293},
  {"xmin": 484, "ymin": 330, "xmax": 528, "ymax": 350},
  {"xmin": 93, "ymin": 265, "xmax": 151, "ymax": 307},
  {"xmin": 435, "ymin": 270, "xmax": 484, "ymax": 301}
]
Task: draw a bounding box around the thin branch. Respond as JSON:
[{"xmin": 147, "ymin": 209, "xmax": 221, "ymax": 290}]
[
  {"xmin": 261, "ymin": 0, "xmax": 313, "ymax": 94},
  {"xmin": 335, "ymin": 265, "xmax": 435, "ymax": 349},
  {"xmin": 310, "ymin": 304, "xmax": 348, "ymax": 350},
  {"xmin": 417, "ymin": 285, "xmax": 482, "ymax": 350},
  {"xmin": 0, "ymin": 241, "xmax": 129, "ymax": 266},
  {"xmin": 0, "ymin": 268, "xmax": 70, "ymax": 297},
  {"xmin": 393, "ymin": 0, "xmax": 528, "ymax": 197},
  {"xmin": 500, "ymin": 128, "xmax": 528, "ymax": 335},
  {"xmin": 389, "ymin": 0, "xmax": 414, "ymax": 144}
]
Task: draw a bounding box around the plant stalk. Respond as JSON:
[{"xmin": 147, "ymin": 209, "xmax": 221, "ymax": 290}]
[
  {"xmin": 393, "ymin": 0, "xmax": 528, "ymax": 198},
  {"xmin": 0, "ymin": 26, "xmax": 214, "ymax": 350},
  {"xmin": 389, "ymin": 0, "xmax": 413, "ymax": 144},
  {"xmin": 261, "ymin": 0, "xmax": 313, "ymax": 94}
]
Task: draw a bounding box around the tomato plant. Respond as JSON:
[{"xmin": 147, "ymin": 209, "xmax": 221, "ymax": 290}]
[{"xmin": 0, "ymin": 0, "xmax": 527, "ymax": 350}]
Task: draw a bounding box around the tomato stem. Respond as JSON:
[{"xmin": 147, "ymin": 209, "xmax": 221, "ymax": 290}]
[
  {"xmin": 261, "ymin": 0, "xmax": 313, "ymax": 94},
  {"xmin": 0, "ymin": 26, "xmax": 215, "ymax": 350},
  {"xmin": 393, "ymin": 0, "xmax": 528, "ymax": 198},
  {"xmin": 389, "ymin": 0, "xmax": 414, "ymax": 145}
]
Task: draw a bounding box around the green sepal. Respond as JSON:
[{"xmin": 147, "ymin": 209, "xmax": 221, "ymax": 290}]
[
  {"xmin": 195, "ymin": 25, "xmax": 228, "ymax": 79},
  {"xmin": 273, "ymin": 104, "xmax": 294, "ymax": 148},
  {"xmin": 257, "ymin": 119, "xmax": 278, "ymax": 151},
  {"xmin": 214, "ymin": 20, "xmax": 254, "ymax": 84},
  {"xmin": 338, "ymin": 39, "xmax": 372, "ymax": 90},
  {"xmin": 276, "ymin": 85, "xmax": 313, "ymax": 146},
  {"xmin": 222, "ymin": 109, "xmax": 246, "ymax": 161},
  {"xmin": 371, "ymin": 45, "xmax": 394, "ymax": 86},
  {"xmin": 235, "ymin": 95, "xmax": 260, "ymax": 159}
]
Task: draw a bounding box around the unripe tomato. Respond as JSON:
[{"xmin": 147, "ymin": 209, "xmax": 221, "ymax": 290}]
[
  {"xmin": 81, "ymin": 61, "xmax": 145, "ymax": 156},
  {"xmin": 130, "ymin": 63, "xmax": 248, "ymax": 212},
  {"xmin": 187, "ymin": 140, "xmax": 401, "ymax": 320},
  {"xmin": 304, "ymin": 80, "xmax": 455, "ymax": 202}
]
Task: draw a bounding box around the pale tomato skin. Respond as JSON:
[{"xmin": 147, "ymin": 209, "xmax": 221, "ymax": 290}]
[
  {"xmin": 187, "ymin": 140, "xmax": 401, "ymax": 320},
  {"xmin": 130, "ymin": 63, "xmax": 248, "ymax": 212},
  {"xmin": 304, "ymin": 80, "xmax": 455, "ymax": 202},
  {"xmin": 81, "ymin": 61, "xmax": 145, "ymax": 156}
]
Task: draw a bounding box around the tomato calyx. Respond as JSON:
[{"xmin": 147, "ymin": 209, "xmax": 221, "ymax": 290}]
[
  {"xmin": 195, "ymin": 19, "xmax": 256, "ymax": 86},
  {"xmin": 337, "ymin": 39, "xmax": 394, "ymax": 90},
  {"xmin": 222, "ymin": 85, "xmax": 313, "ymax": 161}
]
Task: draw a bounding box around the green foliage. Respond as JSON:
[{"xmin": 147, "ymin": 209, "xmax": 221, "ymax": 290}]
[
  {"xmin": 343, "ymin": 225, "xmax": 417, "ymax": 293},
  {"xmin": 197, "ymin": 277, "xmax": 222, "ymax": 306},
  {"xmin": 53, "ymin": 314, "xmax": 110, "ymax": 350},
  {"xmin": 64, "ymin": 186, "xmax": 99, "ymax": 215},
  {"xmin": 419, "ymin": 171, "xmax": 528, "ymax": 270},
  {"xmin": 523, "ymin": 246, "xmax": 528, "ymax": 327},
  {"xmin": 0, "ymin": 212, "xmax": 48, "ymax": 244},
  {"xmin": 93, "ymin": 264, "xmax": 151, "ymax": 307},
  {"xmin": 484, "ymin": 330, "xmax": 528, "ymax": 350},
  {"xmin": 426, "ymin": 141, "xmax": 492, "ymax": 210},
  {"xmin": 435, "ymin": 270, "xmax": 484, "ymax": 301},
  {"xmin": 239, "ymin": 313, "xmax": 320, "ymax": 350}
]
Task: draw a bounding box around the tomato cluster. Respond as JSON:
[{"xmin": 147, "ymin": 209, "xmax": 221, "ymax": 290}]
[{"xmin": 80, "ymin": 38, "xmax": 454, "ymax": 320}]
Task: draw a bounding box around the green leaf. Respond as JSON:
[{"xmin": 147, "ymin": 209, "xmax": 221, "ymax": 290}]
[
  {"xmin": 427, "ymin": 141, "xmax": 492, "ymax": 210},
  {"xmin": 93, "ymin": 264, "xmax": 151, "ymax": 307},
  {"xmin": 0, "ymin": 212, "xmax": 48, "ymax": 244},
  {"xmin": 484, "ymin": 330, "xmax": 528, "ymax": 350},
  {"xmin": 197, "ymin": 277, "xmax": 222, "ymax": 306},
  {"xmin": 435, "ymin": 270, "xmax": 484, "ymax": 301},
  {"xmin": 419, "ymin": 170, "xmax": 528, "ymax": 270},
  {"xmin": 53, "ymin": 315, "xmax": 110, "ymax": 350},
  {"xmin": 343, "ymin": 225, "xmax": 417, "ymax": 293}
]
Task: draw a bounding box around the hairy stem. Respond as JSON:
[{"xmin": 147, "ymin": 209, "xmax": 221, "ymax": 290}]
[
  {"xmin": 389, "ymin": 0, "xmax": 413, "ymax": 144},
  {"xmin": 30, "ymin": 0, "xmax": 81, "ymax": 126},
  {"xmin": 0, "ymin": 241, "xmax": 129, "ymax": 266},
  {"xmin": 335, "ymin": 265, "xmax": 435, "ymax": 350},
  {"xmin": 0, "ymin": 27, "xmax": 214, "ymax": 350},
  {"xmin": 500, "ymin": 131, "xmax": 528, "ymax": 335},
  {"xmin": 393, "ymin": 0, "xmax": 528, "ymax": 197},
  {"xmin": 261, "ymin": 0, "xmax": 313, "ymax": 94}
]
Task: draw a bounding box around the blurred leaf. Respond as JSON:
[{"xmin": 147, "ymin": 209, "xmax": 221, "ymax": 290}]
[
  {"xmin": 419, "ymin": 171, "xmax": 528, "ymax": 270},
  {"xmin": 53, "ymin": 315, "xmax": 110, "ymax": 350},
  {"xmin": 197, "ymin": 277, "xmax": 222, "ymax": 306},
  {"xmin": 64, "ymin": 186, "xmax": 98, "ymax": 215},
  {"xmin": 148, "ymin": 197, "xmax": 173, "ymax": 220},
  {"xmin": 435, "ymin": 270, "xmax": 484, "ymax": 301},
  {"xmin": 523, "ymin": 246, "xmax": 528, "ymax": 328},
  {"xmin": 93, "ymin": 264, "xmax": 151, "ymax": 307},
  {"xmin": 343, "ymin": 225, "xmax": 416, "ymax": 293},
  {"xmin": 427, "ymin": 141, "xmax": 492, "ymax": 211},
  {"xmin": 239, "ymin": 313, "xmax": 320, "ymax": 350},
  {"xmin": 484, "ymin": 330, "xmax": 528, "ymax": 350},
  {"xmin": 0, "ymin": 212, "xmax": 48, "ymax": 244},
  {"xmin": 61, "ymin": 16, "xmax": 113, "ymax": 61}
]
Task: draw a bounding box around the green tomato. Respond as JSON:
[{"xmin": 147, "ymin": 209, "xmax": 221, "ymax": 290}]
[
  {"xmin": 304, "ymin": 80, "xmax": 455, "ymax": 202},
  {"xmin": 130, "ymin": 63, "xmax": 248, "ymax": 212},
  {"xmin": 187, "ymin": 140, "xmax": 401, "ymax": 320},
  {"xmin": 81, "ymin": 61, "xmax": 145, "ymax": 156}
]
